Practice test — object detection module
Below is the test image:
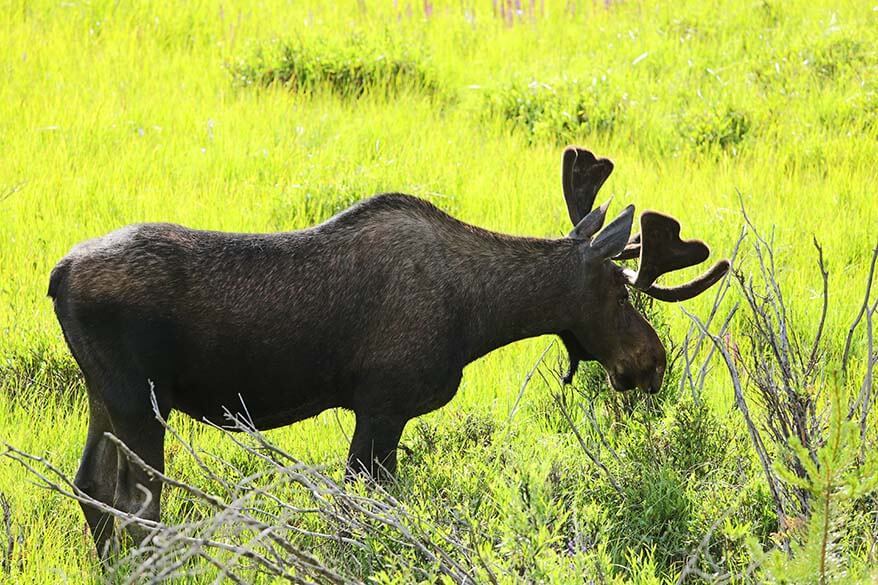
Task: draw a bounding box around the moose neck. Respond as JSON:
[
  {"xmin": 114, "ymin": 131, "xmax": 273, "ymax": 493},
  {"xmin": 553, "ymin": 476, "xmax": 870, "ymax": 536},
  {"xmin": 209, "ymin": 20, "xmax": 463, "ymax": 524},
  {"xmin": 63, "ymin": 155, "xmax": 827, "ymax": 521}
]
[{"xmin": 459, "ymin": 236, "xmax": 585, "ymax": 363}]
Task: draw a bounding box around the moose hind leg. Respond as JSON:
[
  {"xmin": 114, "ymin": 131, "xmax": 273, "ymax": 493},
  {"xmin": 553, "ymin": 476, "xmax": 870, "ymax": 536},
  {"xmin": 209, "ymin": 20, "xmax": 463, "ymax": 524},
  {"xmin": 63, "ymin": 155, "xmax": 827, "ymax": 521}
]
[
  {"xmin": 74, "ymin": 398, "xmax": 118, "ymax": 560},
  {"xmin": 110, "ymin": 408, "xmax": 166, "ymax": 547},
  {"xmin": 346, "ymin": 413, "xmax": 408, "ymax": 482}
]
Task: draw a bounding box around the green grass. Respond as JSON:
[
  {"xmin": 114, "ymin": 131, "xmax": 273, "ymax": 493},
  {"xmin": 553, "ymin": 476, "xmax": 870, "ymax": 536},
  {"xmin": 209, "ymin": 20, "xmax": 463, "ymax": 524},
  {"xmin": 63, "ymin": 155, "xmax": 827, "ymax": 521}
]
[{"xmin": 1, "ymin": 0, "xmax": 876, "ymax": 582}]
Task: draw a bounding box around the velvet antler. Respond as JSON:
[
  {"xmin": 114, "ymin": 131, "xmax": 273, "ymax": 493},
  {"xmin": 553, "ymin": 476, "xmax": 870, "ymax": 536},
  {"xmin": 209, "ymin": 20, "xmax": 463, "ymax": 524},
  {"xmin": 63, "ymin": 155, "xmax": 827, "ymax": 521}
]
[
  {"xmin": 623, "ymin": 211, "xmax": 730, "ymax": 302},
  {"xmin": 562, "ymin": 147, "xmax": 614, "ymax": 229}
]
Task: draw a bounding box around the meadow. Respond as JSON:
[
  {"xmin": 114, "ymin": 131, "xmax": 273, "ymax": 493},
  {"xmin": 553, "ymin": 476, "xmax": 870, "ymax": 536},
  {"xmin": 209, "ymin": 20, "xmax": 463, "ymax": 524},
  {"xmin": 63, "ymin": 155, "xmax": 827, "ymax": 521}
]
[{"xmin": 0, "ymin": 0, "xmax": 877, "ymax": 582}]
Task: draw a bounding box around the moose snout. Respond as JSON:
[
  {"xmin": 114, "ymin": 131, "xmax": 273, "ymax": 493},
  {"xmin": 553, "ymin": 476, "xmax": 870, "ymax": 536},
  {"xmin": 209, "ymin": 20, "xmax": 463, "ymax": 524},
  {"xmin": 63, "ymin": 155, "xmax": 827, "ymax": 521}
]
[
  {"xmin": 607, "ymin": 363, "xmax": 665, "ymax": 394},
  {"xmin": 645, "ymin": 364, "xmax": 665, "ymax": 394}
]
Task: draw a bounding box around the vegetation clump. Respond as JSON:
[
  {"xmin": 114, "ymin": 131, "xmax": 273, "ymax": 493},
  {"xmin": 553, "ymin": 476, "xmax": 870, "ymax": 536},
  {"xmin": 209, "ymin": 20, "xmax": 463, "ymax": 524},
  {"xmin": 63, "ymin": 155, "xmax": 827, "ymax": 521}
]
[
  {"xmin": 682, "ymin": 106, "xmax": 752, "ymax": 154},
  {"xmin": 229, "ymin": 34, "xmax": 441, "ymax": 98},
  {"xmin": 269, "ymin": 182, "xmax": 365, "ymax": 229},
  {"xmin": 485, "ymin": 78, "xmax": 627, "ymax": 145},
  {"xmin": 1, "ymin": 0, "xmax": 877, "ymax": 582}
]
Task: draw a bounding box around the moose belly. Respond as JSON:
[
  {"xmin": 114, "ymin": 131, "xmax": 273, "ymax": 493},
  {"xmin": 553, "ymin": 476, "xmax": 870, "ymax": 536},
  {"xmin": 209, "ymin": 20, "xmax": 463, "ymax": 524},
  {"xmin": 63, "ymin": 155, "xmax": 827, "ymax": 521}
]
[
  {"xmin": 172, "ymin": 390, "xmax": 336, "ymax": 431},
  {"xmin": 170, "ymin": 336, "xmax": 347, "ymax": 430}
]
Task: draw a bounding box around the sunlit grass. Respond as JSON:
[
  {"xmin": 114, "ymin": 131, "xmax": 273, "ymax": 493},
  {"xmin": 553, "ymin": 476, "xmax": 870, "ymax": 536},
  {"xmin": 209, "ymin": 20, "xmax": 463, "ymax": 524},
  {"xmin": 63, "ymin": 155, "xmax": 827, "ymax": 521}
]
[{"xmin": 0, "ymin": 0, "xmax": 876, "ymax": 581}]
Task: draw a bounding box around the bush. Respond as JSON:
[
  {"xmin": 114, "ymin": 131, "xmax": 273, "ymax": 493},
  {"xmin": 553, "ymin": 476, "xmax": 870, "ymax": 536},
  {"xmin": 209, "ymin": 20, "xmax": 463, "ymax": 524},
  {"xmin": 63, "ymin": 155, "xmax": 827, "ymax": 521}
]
[
  {"xmin": 666, "ymin": 399, "xmax": 729, "ymax": 475},
  {"xmin": 485, "ymin": 77, "xmax": 627, "ymax": 144},
  {"xmin": 229, "ymin": 34, "xmax": 441, "ymax": 98},
  {"xmin": 804, "ymin": 37, "xmax": 869, "ymax": 81},
  {"xmin": 681, "ymin": 106, "xmax": 751, "ymax": 154},
  {"xmin": 751, "ymin": 34, "xmax": 876, "ymax": 96}
]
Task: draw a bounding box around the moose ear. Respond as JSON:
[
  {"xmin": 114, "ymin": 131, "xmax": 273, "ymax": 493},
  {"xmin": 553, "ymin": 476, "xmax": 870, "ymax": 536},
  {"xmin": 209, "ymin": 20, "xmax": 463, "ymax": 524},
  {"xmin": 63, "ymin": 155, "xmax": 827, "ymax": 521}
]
[
  {"xmin": 590, "ymin": 205, "xmax": 634, "ymax": 259},
  {"xmin": 562, "ymin": 147, "xmax": 614, "ymax": 226},
  {"xmin": 569, "ymin": 199, "xmax": 611, "ymax": 240}
]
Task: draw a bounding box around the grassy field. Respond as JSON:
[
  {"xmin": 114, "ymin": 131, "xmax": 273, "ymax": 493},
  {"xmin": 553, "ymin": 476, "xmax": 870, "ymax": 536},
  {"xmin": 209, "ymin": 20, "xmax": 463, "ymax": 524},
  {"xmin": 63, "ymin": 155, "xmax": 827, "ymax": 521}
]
[{"xmin": 1, "ymin": 0, "xmax": 877, "ymax": 582}]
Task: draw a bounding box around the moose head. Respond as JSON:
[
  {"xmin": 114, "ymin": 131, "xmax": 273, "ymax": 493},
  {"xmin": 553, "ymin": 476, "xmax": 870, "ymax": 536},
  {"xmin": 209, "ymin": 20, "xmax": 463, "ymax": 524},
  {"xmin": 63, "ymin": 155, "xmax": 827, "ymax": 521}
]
[{"xmin": 558, "ymin": 147, "xmax": 730, "ymax": 392}]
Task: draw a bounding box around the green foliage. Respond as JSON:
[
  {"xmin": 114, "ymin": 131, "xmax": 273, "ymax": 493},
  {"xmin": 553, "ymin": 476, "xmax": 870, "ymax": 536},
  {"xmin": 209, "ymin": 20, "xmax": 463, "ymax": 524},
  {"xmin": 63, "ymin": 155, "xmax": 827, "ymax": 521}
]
[
  {"xmin": 619, "ymin": 465, "xmax": 693, "ymax": 565},
  {"xmin": 666, "ymin": 399, "xmax": 729, "ymax": 474},
  {"xmin": 803, "ymin": 37, "xmax": 871, "ymax": 81},
  {"xmin": 487, "ymin": 78, "xmax": 757, "ymax": 154},
  {"xmin": 682, "ymin": 106, "xmax": 751, "ymax": 154},
  {"xmin": 269, "ymin": 181, "xmax": 364, "ymax": 229},
  {"xmin": 597, "ymin": 397, "xmax": 763, "ymax": 571},
  {"xmin": 0, "ymin": 0, "xmax": 876, "ymax": 582},
  {"xmin": 0, "ymin": 343, "xmax": 82, "ymax": 406},
  {"xmin": 229, "ymin": 34, "xmax": 441, "ymax": 98},
  {"xmin": 485, "ymin": 77, "xmax": 627, "ymax": 144},
  {"xmin": 751, "ymin": 392, "xmax": 878, "ymax": 584}
]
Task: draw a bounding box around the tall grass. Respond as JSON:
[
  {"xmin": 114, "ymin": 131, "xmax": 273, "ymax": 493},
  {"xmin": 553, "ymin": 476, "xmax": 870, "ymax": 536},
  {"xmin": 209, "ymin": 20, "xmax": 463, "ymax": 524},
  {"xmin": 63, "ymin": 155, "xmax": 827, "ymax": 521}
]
[{"xmin": 0, "ymin": 0, "xmax": 876, "ymax": 582}]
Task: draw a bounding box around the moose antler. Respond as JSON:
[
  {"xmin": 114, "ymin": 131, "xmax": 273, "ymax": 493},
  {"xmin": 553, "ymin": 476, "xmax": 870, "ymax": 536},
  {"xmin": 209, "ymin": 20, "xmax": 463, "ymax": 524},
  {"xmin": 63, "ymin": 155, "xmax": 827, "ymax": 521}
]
[
  {"xmin": 560, "ymin": 146, "xmax": 730, "ymax": 302},
  {"xmin": 562, "ymin": 147, "xmax": 614, "ymax": 227},
  {"xmin": 613, "ymin": 232, "xmax": 640, "ymax": 260},
  {"xmin": 623, "ymin": 211, "xmax": 730, "ymax": 302}
]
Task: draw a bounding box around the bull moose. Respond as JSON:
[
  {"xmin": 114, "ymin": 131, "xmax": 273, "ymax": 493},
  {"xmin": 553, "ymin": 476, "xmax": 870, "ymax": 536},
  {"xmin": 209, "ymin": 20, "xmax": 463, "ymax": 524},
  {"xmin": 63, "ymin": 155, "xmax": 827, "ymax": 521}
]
[{"xmin": 49, "ymin": 147, "xmax": 729, "ymax": 557}]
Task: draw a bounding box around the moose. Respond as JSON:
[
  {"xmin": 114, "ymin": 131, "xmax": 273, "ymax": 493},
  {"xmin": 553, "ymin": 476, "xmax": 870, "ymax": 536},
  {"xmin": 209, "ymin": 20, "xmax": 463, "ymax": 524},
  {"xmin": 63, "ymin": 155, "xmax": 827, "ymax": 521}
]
[{"xmin": 49, "ymin": 147, "xmax": 728, "ymax": 557}]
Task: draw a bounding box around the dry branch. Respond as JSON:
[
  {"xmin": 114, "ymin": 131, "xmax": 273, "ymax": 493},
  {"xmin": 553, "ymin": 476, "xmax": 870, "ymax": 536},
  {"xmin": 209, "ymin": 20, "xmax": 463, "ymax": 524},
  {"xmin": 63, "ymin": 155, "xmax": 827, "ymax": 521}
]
[
  {"xmin": 683, "ymin": 209, "xmax": 877, "ymax": 555},
  {"xmin": 4, "ymin": 403, "xmax": 502, "ymax": 584}
]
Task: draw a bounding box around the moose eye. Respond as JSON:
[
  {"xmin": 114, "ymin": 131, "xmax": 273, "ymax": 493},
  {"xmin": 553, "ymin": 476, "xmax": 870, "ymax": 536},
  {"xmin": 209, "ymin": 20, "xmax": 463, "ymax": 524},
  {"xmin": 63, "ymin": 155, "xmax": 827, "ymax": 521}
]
[{"xmin": 617, "ymin": 295, "xmax": 629, "ymax": 306}]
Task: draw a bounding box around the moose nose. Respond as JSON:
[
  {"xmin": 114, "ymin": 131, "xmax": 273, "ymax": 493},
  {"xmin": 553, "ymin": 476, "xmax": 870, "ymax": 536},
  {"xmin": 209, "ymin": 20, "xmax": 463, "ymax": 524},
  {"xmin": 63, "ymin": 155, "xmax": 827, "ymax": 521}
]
[
  {"xmin": 608, "ymin": 370, "xmax": 635, "ymax": 391},
  {"xmin": 643, "ymin": 365, "xmax": 665, "ymax": 394}
]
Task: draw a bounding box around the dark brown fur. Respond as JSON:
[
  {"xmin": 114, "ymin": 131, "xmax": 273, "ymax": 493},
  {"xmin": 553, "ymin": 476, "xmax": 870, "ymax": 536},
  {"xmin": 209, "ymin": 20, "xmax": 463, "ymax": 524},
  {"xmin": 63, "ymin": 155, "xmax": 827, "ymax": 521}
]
[{"xmin": 52, "ymin": 187, "xmax": 670, "ymax": 557}]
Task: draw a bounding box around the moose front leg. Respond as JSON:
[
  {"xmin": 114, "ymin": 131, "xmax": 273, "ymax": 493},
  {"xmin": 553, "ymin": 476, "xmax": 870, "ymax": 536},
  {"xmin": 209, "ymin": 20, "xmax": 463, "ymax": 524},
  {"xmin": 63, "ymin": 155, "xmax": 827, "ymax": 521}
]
[{"xmin": 345, "ymin": 413, "xmax": 408, "ymax": 482}]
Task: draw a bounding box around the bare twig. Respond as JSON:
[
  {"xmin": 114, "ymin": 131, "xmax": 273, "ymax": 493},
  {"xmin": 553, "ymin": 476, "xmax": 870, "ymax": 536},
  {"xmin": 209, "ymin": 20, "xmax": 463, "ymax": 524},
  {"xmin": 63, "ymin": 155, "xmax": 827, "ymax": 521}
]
[
  {"xmin": 0, "ymin": 493, "xmax": 13, "ymax": 575},
  {"xmin": 507, "ymin": 340, "xmax": 555, "ymax": 425},
  {"xmin": 103, "ymin": 432, "xmax": 228, "ymax": 510},
  {"xmin": 807, "ymin": 237, "xmax": 829, "ymax": 374},
  {"xmin": 4, "ymin": 417, "xmax": 494, "ymax": 585},
  {"xmin": 857, "ymin": 296, "xmax": 876, "ymax": 461},
  {"xmin": 547, "ymin": 379, "xmax": 624, "ymax": 497},
  {"xmin": 148, "ymin": 387, "xmax": 233, "ymax": 495},
  {"xmin": 683, "ymin": 306, "xmax": 789, "ymax": 546},
  {"xmin": 584, "ymin": 400, "xmax": 622, "ymax": 466},
  {"xmin": 676, "ymin": 511, "xmax": 731, "ymax": 584},
  {"xmin": 842, "ymin": 244, "xmax": 878, "ymax": 374},
  {"xmin": 679, "ymin": 225, "xmax": 746, "ymax": 403}
]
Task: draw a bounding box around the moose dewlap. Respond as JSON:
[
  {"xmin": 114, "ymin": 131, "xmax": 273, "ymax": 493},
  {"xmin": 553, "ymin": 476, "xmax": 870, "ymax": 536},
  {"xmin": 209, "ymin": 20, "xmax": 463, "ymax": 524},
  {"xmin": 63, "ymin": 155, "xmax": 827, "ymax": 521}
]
[{"xmin": 48, "ymin": 147, "xmax": 729, "ymax": 558}]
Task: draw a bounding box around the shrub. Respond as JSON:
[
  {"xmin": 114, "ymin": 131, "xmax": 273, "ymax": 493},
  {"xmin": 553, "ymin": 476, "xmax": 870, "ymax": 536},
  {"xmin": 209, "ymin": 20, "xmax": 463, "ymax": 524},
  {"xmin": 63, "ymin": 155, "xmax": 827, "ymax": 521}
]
[
  {"xmin": 804, "ymin": 37, "xmax": 869, "ymax": 80},
  {"xmin": 485, "ymin": 77, "xmax": 627, "ymax": 144},
  {"xmin": 409, "ymin": 409, "xmax": 496, "ymax": 460},
  {"xmin": 666, "ymin": 399, "xmax": 729, "ymax": 475},
  {"xmin": 687, "ymin": 210, "xmax": 878, "ymax": 579},
  {"xmin": 752, "ymin": 396, "xmax": 878, "ymax": 584},
  {"xmin": 229, "ymin": 34, "xmax": 441, "ymax": 98},
  {"xmin": 681, "ymin": 106, "xmax": 751, "ymax": 154},
  {"xmin": 751, "ymin": 34, "xmax": 876, "ymax": 94}
]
